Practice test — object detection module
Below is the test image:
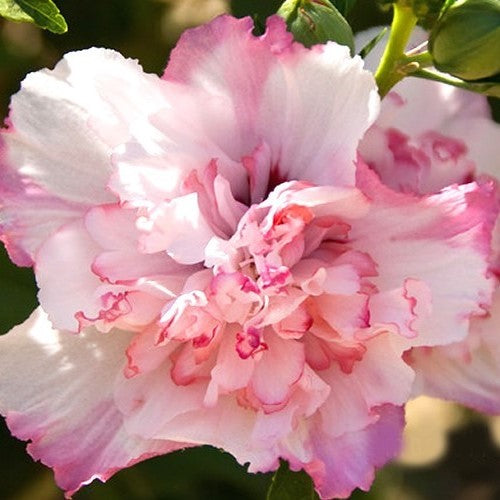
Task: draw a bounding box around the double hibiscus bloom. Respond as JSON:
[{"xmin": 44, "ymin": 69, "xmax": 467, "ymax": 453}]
[{"xmin": 0, "ymin": 15, "xmax": 499, "ymax": 499}]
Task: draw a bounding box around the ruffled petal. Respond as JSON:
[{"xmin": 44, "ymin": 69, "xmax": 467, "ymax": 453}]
[
  {"xmin": 372, "ymin": 78, "xmax": 490, "ymax": 137},
  {"xmin": 86, "ymin": 204, "xmax": 191, "ymax": 291},
  {"xmin": 114, "ymin": 16, "xmax": 378, "ymax": 209},
  {"xmin": 0, "ymin": 48, "xmax": 168, "ymax": 264},
  {"xmin": 137, "ymin": 193, "xmax": 217, "ymax": 264},
  {"xmin": 249, "ymin": 330, "xmax": 305, "ymax": 407},
  {"xmin": 116, "ymin": 365, "xmax": 280, "ymax": 469},
  {"xmin": 204, "ymin": 326, "xmax": 255, "ymax": 406},
  {"xmin": 353, "ymin": 164, "xmax": 497, "ymax": 347},
  {"xmin": 360, "ymin": 126, "xmax": 476, "ymax": 195},
  {"xmin": 357, "ymin": 27, "xmax": 499, "ymax": 197},
  {"xmin": 305, "ymin": 405, "xmax": 404, "ymax": 499},
  {"xmin": 0, "ymin": 309, "xmax": 187, "ymax": 497},
  {"xmin": 36, "ymin": 206, "xmax": 190, "ymax": 332},
  {"xmin": 317, "ymin": 333, "xmax": 413, "ymax": 438},
  {"xmin": 164, "ymin": 15, "xmax": 379, "ymax": 188},
  {"xmin": 357, "ymin": 28, "xmax": 500, "ymax": 198},
  {"xmin": 36, "ymin": 219, "xmax": 105, "ymax": 331},
  {"xmin": 408, "ymin": 288, "xmax": 500, "ymax": 414}
]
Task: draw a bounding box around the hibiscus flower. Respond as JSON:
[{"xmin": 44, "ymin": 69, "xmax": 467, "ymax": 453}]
[
  {"xmin": 0, "ymin": 16, "xmax": 497, "ymax": 499},
  {"xmin": 358, "ymin": 26, "xmax": 500, "ymax": 415}
]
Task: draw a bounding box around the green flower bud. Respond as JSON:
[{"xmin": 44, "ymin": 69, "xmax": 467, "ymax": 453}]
[
  {"xmin": 429, "ymin": 0, "xmax": 500, "ymax": 80},
  {"xmin": 278, "ymin": 0, "xmax": 355, "ymax": 54}
]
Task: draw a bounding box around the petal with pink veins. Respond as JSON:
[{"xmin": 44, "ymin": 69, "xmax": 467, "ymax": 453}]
[
  {"xmin": 125, "ymin": 324, "xmax": 177, "ymax": 378},
  {"xmin": 170, "ymin": 340, "xmax": 217, "ymax": 386},
  {"xmin": 357, "ymin": 27, "xmax": 500, "ymax": 195},
  {"xmin": 183, "ymin": 161, "xmax": 247, "ymax": 237},
  {"xmin": 313, "ymin": 293, "xmax": 369, "ymax": 339},
  {"xmin": 251, "ymin": 365, "xmax": 330, "ymax": 449},
  {"xmin": 353, "ymin": 164, "xmax": 498, "ymax": 348},
  {"xmin": 366, "ymin": 278, "xmax": 431, "ymax": 339}
]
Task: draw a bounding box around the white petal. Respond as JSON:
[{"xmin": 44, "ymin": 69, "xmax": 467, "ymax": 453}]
[{"xmin": 0, "ymin": 309, "xmax": 185, "ymax": 496}]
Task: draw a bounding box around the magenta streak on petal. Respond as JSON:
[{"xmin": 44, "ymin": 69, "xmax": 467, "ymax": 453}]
[
  {"xmin": 75, "ymin": 292, "xmax": 132, "ymax": 332},
  {"xmin": 236, "ymin": 327, "xmax": 268, "ymax": 359}
]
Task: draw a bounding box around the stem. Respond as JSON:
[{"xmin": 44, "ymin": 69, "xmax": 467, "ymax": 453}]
[
  {"xmin": 411, "ymin": 68, "xmax": 471, "ymax": 88},
  {"xmin": 404, "ymin": 50, "xmax": 433, "ymax": 68},
  {"xmin": 411, "ymin": 68, "xmax": 500, "ymax": 98},
  {"xmin": 374, "ymin": 2, "xmax": 418, "ymax": 97}
]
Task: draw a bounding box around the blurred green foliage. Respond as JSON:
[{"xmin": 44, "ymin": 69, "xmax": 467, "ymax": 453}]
[
  {"xmin": 0, "ymin": 1, "xmax": 498, "ymax": 499},
  {"xmin": 0, "ymin": 246, "xmax": 37, "ymax": 335},
  {"xmin": 0, "ymin": 0, "xmax": 68, "ymax": 34},
  {"xmin": 267, "ymin": 461, "xmax": 318, "ymax": 500}
]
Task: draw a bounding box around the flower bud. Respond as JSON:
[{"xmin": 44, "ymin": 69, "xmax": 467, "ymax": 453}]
[
  {"xmin": 278, "ymin": 0, "xmax": 355, "ymax": 54},
  {"xmin": 429, "ymin": 0, "xmax": 500, "ymax": 80}
]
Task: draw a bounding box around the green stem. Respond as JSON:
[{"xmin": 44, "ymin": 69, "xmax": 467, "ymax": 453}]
[
  {"xmin": 411, "ymin": 68, "xmax": 500, "ymax": 97},
  {"xmin": 374, "ymin": 2, "xmax": 418, "ymax": 97},
  {"xmin": 404, "ymin": 50, "xmax": 433, "ymax": 68},
  {"xmin": 410, "ymin": 68, "xmax": 468, "ymax": 87}
]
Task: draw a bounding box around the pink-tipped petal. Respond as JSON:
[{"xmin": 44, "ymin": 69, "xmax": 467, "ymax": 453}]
[
  {"xmin": 354, "ymin": 164, "xmax": 497, "ymax": 348},
  {"xmin": 164, "ymin": 15, "xmax": 379, "ymax": 188},
  {"xmin": 317, "ymin": 333, "xmax": 413, "ymax": 438},
  {"xmin": 0, "ymin": 48, "xmax": 170, "ymax": 264},
  {"xmin": 408, "ymin": 289, "xmax": 500, "ymax": 414},
  {"xmin": 36, "ymin": 219, "xmax": 105, "ymax": 331},
  {"xmin": 0, "ymin": 309, "xmax": 187, "ymax": 496},
  {"xmin": 306, "ymin": 404, "xmax": 404, "ymax": 500}
]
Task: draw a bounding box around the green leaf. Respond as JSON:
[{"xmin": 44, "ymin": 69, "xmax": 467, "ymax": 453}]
[
  {"xmin": 0, "ymin": 0, "xmax": 32, "ymax": 22},
  {"xmin": 17, "ymin": 0, "xmax": 67, "ymax": 33},
  {"xmin": 0, "ymin": 0, "xmax": 67, "ymax": 34},
  {"xmin": 267, "ymin": 461, "xmax": 319, "ymax": 500},
  {"xmin": 358, "ymin": 26, "xmax": 388, "ymax": 58}
]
